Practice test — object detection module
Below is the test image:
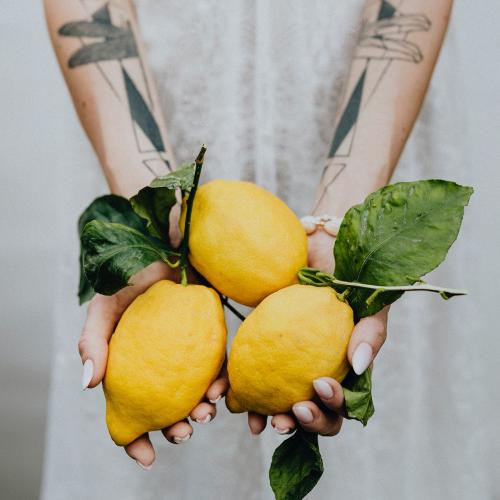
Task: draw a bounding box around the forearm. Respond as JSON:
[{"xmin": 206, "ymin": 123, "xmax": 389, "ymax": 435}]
[
  {"xmin": 44, "ymin": 0, "xmax": 175, "ymax": 197},
  {"xmin": 313, "ymin": 0, "xmax": 452, "ymax": 217}
]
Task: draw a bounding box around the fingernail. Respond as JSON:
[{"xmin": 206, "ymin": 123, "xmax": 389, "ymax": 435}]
[
  {"xmin": 209, "ymin": 395, "xmax": 221, "ymax": 404},
  {"xmin": 136, "ymin": 460, "xmax": 153, "ymax": 470},
  {"xmin": 352, "ymin": 342, "xmax": 373, "ymax": 375},
  {"xmin": 293, "ymin": 405, "xmax": 314, "ymax": 424},
  {"xmin": 173, "ymin": 434, "xmax": 191, "ymax": 444},
  {"xmin": 250, "ymin": 432, "xmax": 260, "ymax": 439},
  {"xmin": 196, "ymin": 414, "xmax": 212, "ymax": 424},
  {"xmin": 274, "ymin": 426, "xmax": 291, "ymax": 435},
  {"xmin": 313, "ymin": 378, "xmax": 334, "ymax": 399},
  {"xmin": 81, "ymin": 359, "xmax": 93, "ymax": 390}
]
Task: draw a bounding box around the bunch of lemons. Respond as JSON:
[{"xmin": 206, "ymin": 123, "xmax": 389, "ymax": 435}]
[{"xmin": 104, "ymin": 180, "xmax": 354, "ymax": 445}]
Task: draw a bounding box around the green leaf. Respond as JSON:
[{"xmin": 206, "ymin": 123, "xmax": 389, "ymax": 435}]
[
  {"xmin": 130, "ymin": 163, "xmax": 195, "ymax": 240},
  {"xmin": 269, "ymin": 430, "xmax": 324, "ymax": 500},
  {"xmin": 342, "ymin": 368, "xmax": 374, "ymax": 426},
  {"xmin": 81, "ymin": 220, "xmax": 176, "ymax": 296},
  {"xmin": 77, "ymin": 195, "xmax": 149, "ymax": 304},
  {"xmin": 334, "ymin": 180, "xmax": 473, "ymax": 319}
]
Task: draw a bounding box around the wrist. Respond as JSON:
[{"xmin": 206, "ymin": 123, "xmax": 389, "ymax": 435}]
[{"xmin": 312, "ymin": 158, "xmax": 390, "ymax": 218}]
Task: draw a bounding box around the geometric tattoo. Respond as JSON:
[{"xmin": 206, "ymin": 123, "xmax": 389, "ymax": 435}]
[
  {"xmin": 58, "ymin": 2, "xmax": 172, "ymax": 176},
  {"xmin": 315, "ymin": 0, "xmax": 430, "ymax": 210}
]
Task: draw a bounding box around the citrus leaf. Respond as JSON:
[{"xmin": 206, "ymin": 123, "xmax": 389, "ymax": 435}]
[
  {"xmin": 77, "ymin": 195, "xmax": 149, "ymax": 303},
  {"xmin": 269, "ymin": 430, "xmax": 323, "ymax": 500},
  {"xmin": 130, "ymin": 163, "xmax": 195, "ymax": 240},
  {"xmin": 342, "ymin": 368, "xmax": 374, "ymax": 426},
  {"xmin": 334, "ymin": 180, "xmax": 473, "ymax": 319},
  {"xmin": 81, "ymin": 220, "xmax": 177, "ymax": 296}
]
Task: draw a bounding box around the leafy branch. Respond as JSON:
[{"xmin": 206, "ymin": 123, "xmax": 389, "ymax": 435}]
[{"xmin": 298, "ymin": 267, "xmax": 467, "ymax": 303}]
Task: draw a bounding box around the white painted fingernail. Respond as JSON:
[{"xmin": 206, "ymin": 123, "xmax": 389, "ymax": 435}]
[
  {"xmin": 352, "ymin": 342, "xmax": 373, "ymax": 375},
  {"xmin": 209, "ymin": 395, "xmax": 221, "ymax": 404},
  {"xmin": 313, "ymin": 378, "xmax": 334, "ymax": 399},
  {"xmin": 173, "ymin": 434, "xmax": 191, "ymax": 444},
  {"xmin": 293, "ymin": 405, "xmax": 314, "ymax": 424},
  {"xmin": 81, "ymin": 359, "xmax": 93, "ymax": 390},
  {"xmin": 274, "ymin": 426, "xmax": 291, "ymax": 435},
  {"xmin": 196, "ymin": 414, "xmax": 212, "ymax": 424},
  {"xmin": 136, "ymin": 460, "xmax": 153, "ymax": 470}
]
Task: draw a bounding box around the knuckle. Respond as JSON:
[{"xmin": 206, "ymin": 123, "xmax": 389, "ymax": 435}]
[
  {"xmin": 77, "ymin": 334, "xmax": 90, "ymax": 357},
  {"xmin": 322, "ymin": 417, "xmax": 343, "ymax": 437}
]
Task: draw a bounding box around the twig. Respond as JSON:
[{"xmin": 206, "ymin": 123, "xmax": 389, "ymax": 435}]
[{"xmin": 180, "ymin": 145, "xmax": 207, "ymax": 285}]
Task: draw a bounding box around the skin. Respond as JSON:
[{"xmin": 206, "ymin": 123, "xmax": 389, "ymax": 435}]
[{"xmin": 44, "ymin": 0, "xmax": 453, "ymax": 468}]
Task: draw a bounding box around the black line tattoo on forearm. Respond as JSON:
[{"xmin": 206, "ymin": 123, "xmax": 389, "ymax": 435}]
[
  {"xmin": 314, "ymin": 0, "xmax": 431, "ymax": 212},
  {"xmin": 58, "ymin": 2, "xmax": 172, "ymax": 176}
]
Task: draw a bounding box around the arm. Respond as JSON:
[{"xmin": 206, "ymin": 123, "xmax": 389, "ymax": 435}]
[
  {"xmin": 313, "ymin": 0, "xmax": 451, "ymax": 219},
  {"xmin": 44, "ymin": 0, "xmax": 175, "ymax": 197},
  {"xmin": 252, "ymin": 0, "xmax": 453, "ymax": 437},
  {"xmin": 44, "ymin": 0, "xmax": 226, "ymax": 468}
]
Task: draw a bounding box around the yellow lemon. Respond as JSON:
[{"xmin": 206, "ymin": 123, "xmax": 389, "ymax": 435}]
[
  {"xmin": 103, "ymin": 280, "xmax": 226, "ymax": 446},
  {"xmin": 226, "ymin": 284, "xmax": 354, "ymax": 415},
  {"xmin": 180, "ymin": 180, "xmax": 307, "ymax": 307}
]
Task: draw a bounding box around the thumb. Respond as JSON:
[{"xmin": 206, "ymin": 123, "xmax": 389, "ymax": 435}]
[
  {"xmin": 347, "ymin": 306, "xmax": 389, "ymax": 375},
  {"xmin": 78, "ymin": 294, "xmax": 121, "ymax": 389}
]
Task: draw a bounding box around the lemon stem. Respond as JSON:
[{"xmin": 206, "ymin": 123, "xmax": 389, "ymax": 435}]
[
  {"xmin": 297, "ymin": 267, "xmax": 467, "ymax": 298},
  {"xmin": 337, "ymin": 288, "xmax": 351, "ymax": 302},
  {"xmin": 180, "ymin": 145, "xmax": 207, "ymax": 286},
  {"xmin": 220, "ymin": 295, "xmax": 247, "ymax": 322}
]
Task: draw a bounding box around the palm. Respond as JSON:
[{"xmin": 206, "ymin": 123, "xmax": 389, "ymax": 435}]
[{"xmin": 307, "ymin": 231, "xmax": 336, "ymax": 272}]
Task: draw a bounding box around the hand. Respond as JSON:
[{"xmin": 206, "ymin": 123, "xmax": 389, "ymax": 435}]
[
  {"xmin": 247, "ymin": 230, "xmax": 389, "ymax": 437},
  {"xmin": 78, "ymin": 261, "xmax": 229, "ymax": 469}
]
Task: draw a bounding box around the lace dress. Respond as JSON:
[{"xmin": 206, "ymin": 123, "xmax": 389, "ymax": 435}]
[{"xmin": 41, "ymin": 1, "xmax": 494, "ymax": 499}]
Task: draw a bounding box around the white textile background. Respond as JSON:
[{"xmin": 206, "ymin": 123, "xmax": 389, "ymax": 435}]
[{"xmin": 3, "ymin": 1, "xmax": 493, "ymax": 499}]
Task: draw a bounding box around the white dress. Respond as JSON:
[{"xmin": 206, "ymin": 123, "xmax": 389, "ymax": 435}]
[{"xmin": 41, "ymin": 1, "xmax": 497, "ymax": 499}]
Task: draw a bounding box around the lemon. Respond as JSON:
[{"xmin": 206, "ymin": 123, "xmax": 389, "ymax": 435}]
[
  {"xmin": 226, "ymin": 284, "xmax": 354, "ymax": 415},
  {"xmin": 103, "ymin": 280, "xmax": 227, "ymax": 446},
  {"xmin": 180, "ymin": 180, "xmax": 307, "ymax": 307}
]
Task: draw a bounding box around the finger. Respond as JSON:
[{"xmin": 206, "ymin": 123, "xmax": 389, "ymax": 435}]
[
  {"xmin": 248, "ymin": 412, "xmax": 267, "ymax": 436},
  {"xmin": 162, "ymin": 420, "xmax": 193, "ymax": 445},
  {"xmin": 312, "ymin": 377, "xmax": 345, "ymax": 414},
  {"xmin": 190, "ymin": 402, "xmax": 216, "ymax": 424},
  {"xmin": 206, "ymin": 377, "xmax": 229, "ymax": 403},
  {"xmin": 271, "ymin": 414, "xmax": 296, "ymax": 435},
  {"xmin": 292, "ymin": 401, "xmax": 343, "ymax": 437},
  {"xmin": 125, "ymin": 434, "xmax": 155, "ymax": 470},
  {"xmin": 348, "ymin": 306, "xmax": 389, "ymax": 375},
  {"xmin": 79, "ymin": 294, "xmax": 122, "ymax": 389},
  {"xmin": 206, "ymin": 358, "xmax": 229, "ymax": 403}
]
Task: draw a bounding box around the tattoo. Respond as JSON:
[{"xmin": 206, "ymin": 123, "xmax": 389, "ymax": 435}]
[
  {"xmin": 315, "ymin": 0, "xmax": 431, "ymax": 211},
  {"xmin": 58, "ymin": 2, "xmax": 172, "ymax": 176}
]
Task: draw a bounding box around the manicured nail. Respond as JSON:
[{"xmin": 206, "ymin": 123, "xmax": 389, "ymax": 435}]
[
  {"xmin": 136, "ymin": 460, "xmax": 153, "ymax": 470},
  {"xmin": 209, "ymin": 395, "xmax": 221, "ymax": 404},
  {"xmin": 274, "ymin": 426, "xmax": 291, "ymax": 435},
  {"xmin": 173, "ymin": 434, "xmax": 191, "ymax": 444},
  {"xmin": 293, "ymin": 405, "xmax": 314, "ymax": 424},
  {"xmin": 250, "ymin": 431, "xmax": 260, "ymax": 438},
  {"xmin": 81, "ymin": 359, "xmax": 93, "ymax": 390},
  {"xmin": 313, "ymin": 378, "xmax": 334, "ymax": 399},
  {"xmin": 196, "ymin": 414, "xmax": 212, "ymax": 424},
  {"xmin": 352, "ymin": 342, "xmax": 373, "ymax": 375}
]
